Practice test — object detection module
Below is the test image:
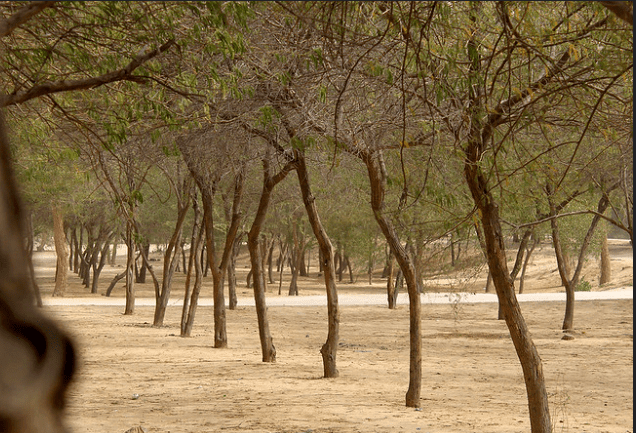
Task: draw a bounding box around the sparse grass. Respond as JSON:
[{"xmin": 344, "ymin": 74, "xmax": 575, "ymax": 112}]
[
  {"xmin": 575, "ymin": 279, "xmax": 592, "ymax": 292},
  {"xmin": 549, "ymin": 373, "xmax": 571, "ymax": 432}
]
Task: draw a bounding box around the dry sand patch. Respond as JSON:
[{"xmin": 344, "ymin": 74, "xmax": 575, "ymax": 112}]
[{"xmin": 34, "ymin": 240, "xmax": 632, "ymax": 432}]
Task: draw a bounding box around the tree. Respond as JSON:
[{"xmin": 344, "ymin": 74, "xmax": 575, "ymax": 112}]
[
  {"xmin": 0, "ymin": 4, "xmax": 76, "ymax": 431},
  {"xmin": 179, "ymin": 126, "xmax": 248, "ymax": 348}
]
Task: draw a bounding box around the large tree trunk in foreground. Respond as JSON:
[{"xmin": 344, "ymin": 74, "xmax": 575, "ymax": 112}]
[
  {"xmin": 51, "ymin": 205, "xmax": 69, "ymax": 297},
  {"xmin": 0, "ymin": 107, "xmax": 76, "ymax": 433},
  {"xmin": 362, "ymin": 149, "xmax": 421, "ymax": 407},
  {"xmin": 465, "ymin": 161, "xmax": 551, "ymax": 432},
  {"xmin": 296, "ymin": 150, "xmax": 339, "ymax": 378}
]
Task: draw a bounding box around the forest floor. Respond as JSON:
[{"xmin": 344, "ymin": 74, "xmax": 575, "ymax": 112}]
[{"xmin": 34, "ymin": 239, "xmax": 633, "ymax": 433}]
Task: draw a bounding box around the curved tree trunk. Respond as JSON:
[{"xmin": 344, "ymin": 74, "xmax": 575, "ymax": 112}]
[
  {"xmin": 362, "ymin": 149, "xmax": 421, "ymax": 407},
  {"xmin": 295, "ymin": 150, "xmax": 339, "ymax": 378},
  {"xmin": 247, "ymin": 153, "xmax": 296, "ymax": 361},
  {"xmin": 105, "ymin": 271, "xmax": 125, "ymax": 296},
  {"xmin": 465, "ymin": 153, "xmax": 551, "ymax": 432}
]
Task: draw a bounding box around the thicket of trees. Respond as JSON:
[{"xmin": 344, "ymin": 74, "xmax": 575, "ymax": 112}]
[{"xmin": 1, "ymin": 2, "xmax": 632, "ymax": 432}]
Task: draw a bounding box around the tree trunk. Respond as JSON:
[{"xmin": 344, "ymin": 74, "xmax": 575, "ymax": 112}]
[
  {"xmin": 105, "ymin": 272, "xmax": 125, "ymax": 296},
  {"xmin": 153, "ymin": 189, "xmax": 190, "ymax": 327},
  {"xmin": 91, "ymin": 234, "xmax": 113, "ymax": 294},
  {"xmin": 227, "ymin": 236, "xmax": 241, "ymax": 310},
  {"xmin": 124, "ymin": 221, "xmax": 135, "ymax": 315},
  {"xmin": 362, "ymin": 149, "xmax": 420, "ymax": 406},
  {"xmin": 464, "ymin": 155, "xmax": 551, "ymax": 432},
  {"xmin": 386, "ymin": 253, "xmax": 398, "ymax": 309},
  {"xmin": 136, "ymin": 242, "xmax": 149, "ymax": 283},
  {"xmin": 25, "ymin": 213, "xmax": 42, "ymax": 306},
  {"xmin": 549, "ymin": 187, "xmax": 612, "ymax": 331},
  {"xmin": 182, "ymin": 223, "xmax": 205, "ymax": 337},
  {"xmin": 599, "ymin": 233, "xmax": 611, "ymax": 285},
  {"xmin": 343, "ymin": 255, "xmax": 354, "ymax": 283},
  {"xmin": 51, "ymin": 206, "xmax": 68, "ymax": 297},
  {"xmin": 288, "ymin": 239, "xmax": 302, "ymax": 296},
  {"xmin": 109, "ymin": 241, "xmax": 117, "ymax": 266},
  {"xmin": 519, "ymin": 235, "xmax": 539, "ymax": 295},
  {"xmin": 181, "ymin": 195, "xmax": 203, "ymax": 337},
  {"xmin": 247, "ymin": 155, "xmax": 296, "ymax": 362},
  {"xmin": 75, "ymin": 225, "xmax": 83, "ymax": 272},
  {"xmin": 295, "ymin": 150, "xmax": 339, "ymax": 378}
]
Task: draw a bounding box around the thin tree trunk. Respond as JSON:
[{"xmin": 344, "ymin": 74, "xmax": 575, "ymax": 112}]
[
  {"xmin": 153, "ymin": 190, "xmax": 190, "ymax": 327},
  {"xmin": 25, "ymin": 213, "xmax": 42, "ymax": 306},
  {"xmin": 599, "ymin": 233, "xmax": 611, "ymax": 285},
  {"xmin": 519, "ymin": 236, "xmax": 539, "ymax": 294},
  {"xmin": 105, "ymin": 272, "xmax": 125, "ymax": 296},
  {"xmin": 386, "ymin": 253, "xmax": 398, "ymax": 309},
  {"xmin": 51, "ymin": 206, "xmax": 68, "ymax": 297},
  {"xmin": 91, "ymin": 233, "xmax": 114, "ymax": 294},
  {"xmin": 227, "ymin": 235, "xmax": 241, "ymax": 310},
  {"xmin": 247, "ymin": 154, "xmax": 296, "ymax": 362},
  {"xmin": 182, "ymin": 223, "xmax": 205, "ymax": 337},
  {"xmin": 124, "ymin": 221, "xmax": 135, "ymax": 315},
  {"xmin": 295, "ymin": 150, "xmax": 339, "ymax": 378},
  {"xmin": 362, "ymin": 149, "xmax": 420, "ymax": 406}
]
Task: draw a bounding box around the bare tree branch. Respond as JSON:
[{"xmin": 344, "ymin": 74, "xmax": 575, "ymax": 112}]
[
  {"xmin": 0, "ymin": 39, "xmax": 176, "ymax": 107},
  {"xmin": 0, "ymin": 1, "xmax": 56, "ymax": 38}
]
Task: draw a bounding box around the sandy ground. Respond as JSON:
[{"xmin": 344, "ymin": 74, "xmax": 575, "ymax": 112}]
[{"xmin": 33, "ymin": 240, "xmax": 633, "ymax": 433}]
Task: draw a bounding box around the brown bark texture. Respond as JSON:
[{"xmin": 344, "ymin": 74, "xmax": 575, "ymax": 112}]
[
  {"xmin": 362, "ymin": 150, "xmax": 421, "ymax": 407},
  {"xmin": 599, "ymin": 233, "xmax": 611, "ymax": 285},
  {"xmin": 246, "ymin": 155, "xmax": 296, "ymax": 362},
  {"xmin": 52, "ymin": 205, "xmax": 69, "ymax": 297},
  {"xmin": 295, "ymin": 150, "xmax": 340, "ymax": 378}
]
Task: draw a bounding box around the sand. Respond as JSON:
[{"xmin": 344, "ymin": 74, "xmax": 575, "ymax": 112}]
[{"xmin": 33, "ymin": 239, "xmax": 633, "ymax": 433}]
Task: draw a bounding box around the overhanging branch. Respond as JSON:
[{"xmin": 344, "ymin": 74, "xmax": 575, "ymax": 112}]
[
  {"xmin": 0, "ymin": 1, "xmax": 56, "ymax": 38},
  {"xmin": 0, "ymin": 39, "xmax": 176, "ymax": 107}
]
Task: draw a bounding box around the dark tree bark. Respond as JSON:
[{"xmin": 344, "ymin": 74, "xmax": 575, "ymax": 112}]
[
  {"xmin": 135, "ymin": 242, "xmax": 149, "ymax": 283},
  {"xmin": 227, "ymin": 234, "xmax": 242, "ymax": 310},
  {"xmin": 124, "ymin": 221, "xmax": 136, "ymax": 315},
  {"xmin": 105, "ymin": 271, "xmax": 125, "ymax": 297},
  {"xmin": 181, "ymin": 195, "xmax": 204, "ymax": 337},
  {"xmin": 361, "ymin": 149, "xmax": 421, "ymax": 407},
  {"xmin": 295, "ymin": 150, "xmax": 339, "ymax": 378},
  {"xmin": 91, "ymin": 231, "xmax": 115, "ymax": 294},
  {"xmin": 461, "ymin": 7, "xmax": 552, "ymax": 428},
  {"xmin": 247, "ymin": 154, "xmax": 296, "ymax": 362},
  {"xmin": 386, "ymin": 252, "xmax": 398, "ymax": 309},
  {"xmin": 599, "ymin": 233, "xmax": 611, "ymax": 285}
]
